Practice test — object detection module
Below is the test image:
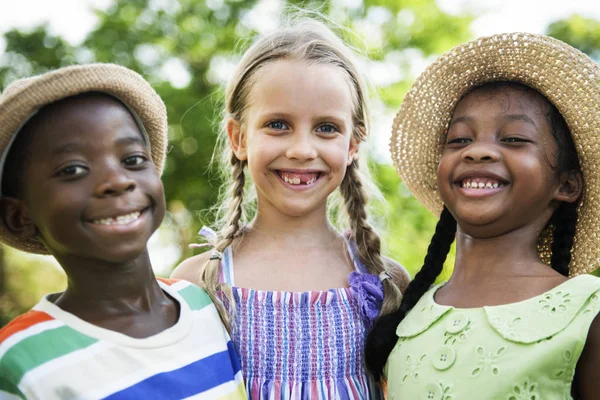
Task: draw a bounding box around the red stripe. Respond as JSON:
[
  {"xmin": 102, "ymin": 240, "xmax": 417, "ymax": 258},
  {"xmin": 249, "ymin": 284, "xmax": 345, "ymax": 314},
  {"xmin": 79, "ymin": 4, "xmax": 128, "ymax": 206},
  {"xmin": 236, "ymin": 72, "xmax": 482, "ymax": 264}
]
[
  {"xmin": 0, "ymin": 310, "xmax": 54, "ymax": 344},
  {"xmin": 157, "ymin": 277, "xmax": 178, "ymax": 286}
]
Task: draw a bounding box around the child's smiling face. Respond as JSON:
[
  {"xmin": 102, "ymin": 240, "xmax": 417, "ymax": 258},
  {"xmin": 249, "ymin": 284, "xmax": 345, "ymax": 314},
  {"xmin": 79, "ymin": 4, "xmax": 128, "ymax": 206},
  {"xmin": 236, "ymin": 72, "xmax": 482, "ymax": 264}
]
[
  {"xmin": 230, "ymin": 59, "xmax": 358, "ymax": 218},
  {"xmin": 14, "ymin": 93, "xmax": 165, "ymax": 263},
  {"xmin": 437, "ymin": 85, "xmax": 566, "ymax": 238}
]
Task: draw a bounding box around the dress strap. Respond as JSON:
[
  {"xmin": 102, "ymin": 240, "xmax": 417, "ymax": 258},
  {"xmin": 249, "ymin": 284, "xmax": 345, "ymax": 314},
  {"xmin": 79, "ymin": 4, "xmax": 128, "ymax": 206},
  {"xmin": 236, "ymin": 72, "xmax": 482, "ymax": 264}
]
[
  {"xmin": 343, "ymin": 231, "xmax": 368, "ymax": 274},
  {"xmin": 221, "ymin": 246, "xmax": 235, "ymax": 286},
  {"xmin": 194, "ymin": 226, "xmax": 236, "ymax": 286}
]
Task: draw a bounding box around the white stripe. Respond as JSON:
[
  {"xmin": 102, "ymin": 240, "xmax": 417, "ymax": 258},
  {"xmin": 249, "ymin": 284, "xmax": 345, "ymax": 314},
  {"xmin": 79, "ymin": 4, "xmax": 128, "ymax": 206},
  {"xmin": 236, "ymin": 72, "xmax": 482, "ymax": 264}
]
[
  {"xmin": 0, "ymin": 390, "xmax": 23, "ymax": 400},
  {"xmin": 170, "ymin": 279, "xmax": 192, "ymax": 292},
  {"xmin": 0, "ymin": 319, "xmax": 64, "ymax": 360},
  {"xmin": 182, "ymin": 373, "xmax": 245, "ymax": 400}
]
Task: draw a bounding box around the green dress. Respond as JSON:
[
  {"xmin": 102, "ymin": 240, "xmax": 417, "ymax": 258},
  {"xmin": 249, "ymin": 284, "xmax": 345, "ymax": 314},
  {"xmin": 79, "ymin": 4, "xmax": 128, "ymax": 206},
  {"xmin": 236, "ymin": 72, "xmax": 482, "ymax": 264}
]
[{"xmin": 386, "ymin": 275, "xmax": 600, "ymax": 400}]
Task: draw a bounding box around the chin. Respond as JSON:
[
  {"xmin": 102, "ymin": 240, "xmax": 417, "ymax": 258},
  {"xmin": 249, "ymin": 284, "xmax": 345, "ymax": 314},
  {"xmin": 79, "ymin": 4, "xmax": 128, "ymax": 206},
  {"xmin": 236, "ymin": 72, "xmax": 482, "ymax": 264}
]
[{"xmin": 97, "ymin": 244, "xmax": 151, "ymax": 265}]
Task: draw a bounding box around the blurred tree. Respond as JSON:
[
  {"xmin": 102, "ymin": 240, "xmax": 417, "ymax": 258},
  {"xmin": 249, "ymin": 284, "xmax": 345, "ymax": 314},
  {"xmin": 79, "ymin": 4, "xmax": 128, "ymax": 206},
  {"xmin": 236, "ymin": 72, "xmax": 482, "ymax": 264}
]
[
  {"xmin": 0, "ymin": 0, "xmax": 474, "ymax": 322},
  {"xmin": 547, "ymin": 15, "xmax": 600, "ymax": 61}
]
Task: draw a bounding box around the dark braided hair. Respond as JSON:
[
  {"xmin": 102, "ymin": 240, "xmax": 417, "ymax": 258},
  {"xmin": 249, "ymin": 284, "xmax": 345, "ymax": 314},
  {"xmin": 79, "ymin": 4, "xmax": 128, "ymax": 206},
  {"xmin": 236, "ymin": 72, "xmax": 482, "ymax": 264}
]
[
  {"xmin": 545, "ymin": 91, "xmax": 580, "ymax": 278},
  {"xmin": 550, "ymin": 202, "xmax": 578, "ymax": 277},
  {"xmin": 365, "ymin": 207, "xmax": 456, "ymax": 379}
]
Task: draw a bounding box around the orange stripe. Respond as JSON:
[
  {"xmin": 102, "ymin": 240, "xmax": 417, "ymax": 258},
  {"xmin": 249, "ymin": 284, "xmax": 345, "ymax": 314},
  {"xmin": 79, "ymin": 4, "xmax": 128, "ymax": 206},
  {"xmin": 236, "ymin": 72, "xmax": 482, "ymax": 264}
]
[
  {"xmin": 157, "ymin": 277, "xmax": 179, "ymax": 286},
  {"xmin": 0, "ymin": 310, "xmax": 54, "ymax": 344}
]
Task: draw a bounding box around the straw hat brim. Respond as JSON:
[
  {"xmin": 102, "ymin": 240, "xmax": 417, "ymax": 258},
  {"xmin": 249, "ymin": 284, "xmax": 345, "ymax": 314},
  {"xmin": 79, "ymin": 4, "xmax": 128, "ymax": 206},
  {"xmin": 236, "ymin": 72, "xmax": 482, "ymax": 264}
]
[
  {"xmin": 390, "ymin": 33, "xmax": 600, "ymax": 276},
  {"xmin": 0, "ymin": 63, "xmax": 168, "ymax": 255}
]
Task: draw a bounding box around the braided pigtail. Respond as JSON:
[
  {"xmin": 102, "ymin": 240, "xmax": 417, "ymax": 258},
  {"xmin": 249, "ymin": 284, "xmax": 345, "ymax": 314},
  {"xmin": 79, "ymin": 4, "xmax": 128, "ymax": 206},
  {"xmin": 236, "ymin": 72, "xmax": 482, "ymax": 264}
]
[
  {"xmin": 201, "ymin": 154, "xmax": 246, "ymax": 331},
  {"xmin": 340, "ymin": 160, "xmax": 403, "ymax": 316},
  {"xmin": 365, "ymin": 207, "xmax": 456, "ymax": 380},
  {"xmin": 549, "ymin": 202, "xmax": 578, "ymax": 277}
]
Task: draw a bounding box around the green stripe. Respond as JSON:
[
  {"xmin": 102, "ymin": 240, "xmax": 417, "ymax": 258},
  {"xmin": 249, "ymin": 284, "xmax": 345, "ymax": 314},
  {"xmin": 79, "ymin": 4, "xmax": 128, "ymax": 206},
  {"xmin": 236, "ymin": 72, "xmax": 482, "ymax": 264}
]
[
  {"xmin": 1, "ymin": 325, "xmax": 97, "ymax": 384},
  {"xmin": 0, "ymin": 376, "xmax": 25, "ymax": 399},
  {"xmin": 177, "ymin": 284, "xmax": 213, "ymax": 311}
]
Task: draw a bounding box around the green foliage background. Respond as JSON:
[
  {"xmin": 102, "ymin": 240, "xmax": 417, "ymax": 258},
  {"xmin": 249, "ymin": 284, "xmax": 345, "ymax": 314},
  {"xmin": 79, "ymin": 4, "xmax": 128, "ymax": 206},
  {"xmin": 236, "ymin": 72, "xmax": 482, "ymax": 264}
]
[{"xmin": 1, "ymin": 0, "xmax": 599, "ymax": 326}]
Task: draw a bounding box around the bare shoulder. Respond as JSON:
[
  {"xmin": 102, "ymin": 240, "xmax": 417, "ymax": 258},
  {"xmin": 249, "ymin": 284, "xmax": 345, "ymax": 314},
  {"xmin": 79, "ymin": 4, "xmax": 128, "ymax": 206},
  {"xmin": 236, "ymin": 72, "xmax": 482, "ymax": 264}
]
[
  {"xmin": 383, "ymin": 256, "xmax": 411, "ymax": 293},
  {"xmin": 574, "ymin": 312, "xmax": 600, "ymax": 399},
  {"xmin": 170, "ymin": 251, "xmax": 212, "ymax": 286}
]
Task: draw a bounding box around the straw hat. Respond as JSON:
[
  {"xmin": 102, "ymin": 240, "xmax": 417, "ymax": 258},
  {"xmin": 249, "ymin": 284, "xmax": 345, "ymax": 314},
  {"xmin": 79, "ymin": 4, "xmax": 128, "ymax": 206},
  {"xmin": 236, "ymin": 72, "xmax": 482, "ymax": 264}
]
[
  {"xmin": 0, "ymin": 63, "xmax": 168, "ymax": 254},
  {"xmin": 390, "ymin": 33, "xmax": 600, "ymax": 276}
]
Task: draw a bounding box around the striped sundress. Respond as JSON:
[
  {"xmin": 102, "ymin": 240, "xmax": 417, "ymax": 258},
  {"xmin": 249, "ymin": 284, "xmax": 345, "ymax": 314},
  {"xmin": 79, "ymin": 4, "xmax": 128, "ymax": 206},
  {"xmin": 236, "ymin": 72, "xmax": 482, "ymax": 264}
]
[{"xmin": 220, "ymin": 243, "xmax": 383, "ymax": 400}]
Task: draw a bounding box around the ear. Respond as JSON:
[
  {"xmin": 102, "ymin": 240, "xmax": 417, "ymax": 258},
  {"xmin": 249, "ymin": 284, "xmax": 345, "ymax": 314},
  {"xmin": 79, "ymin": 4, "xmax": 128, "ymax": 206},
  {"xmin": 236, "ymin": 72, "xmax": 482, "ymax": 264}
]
[
  {"xmin": 227, "ymin": 118, "xmax": 247, "ymax": 161},
  {"xmin": 347, "ymin": 131, "xmax": 361, "ymax": 166},
  {"xmin": 0, "ymin": 197, "xmax": 38, "ymax": 240},
  {"xmin": 554, "ymin": 170, "xmax": 583, "ymax": 203}
]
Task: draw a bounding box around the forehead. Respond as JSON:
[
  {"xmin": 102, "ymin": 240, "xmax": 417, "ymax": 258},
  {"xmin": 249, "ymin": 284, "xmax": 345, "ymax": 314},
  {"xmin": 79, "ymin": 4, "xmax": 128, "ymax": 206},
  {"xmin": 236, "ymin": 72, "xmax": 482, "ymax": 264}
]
[
  {"xmin": 24, "ymin": 94, "xmax": 143, "ymax": 152},
  {"xmin": 247, "ymin": 59, "xmax": 354, "ymax": 117},
  {"xmin": 454, "ymin": 85, "xmax": 550, "ymax": 117}
]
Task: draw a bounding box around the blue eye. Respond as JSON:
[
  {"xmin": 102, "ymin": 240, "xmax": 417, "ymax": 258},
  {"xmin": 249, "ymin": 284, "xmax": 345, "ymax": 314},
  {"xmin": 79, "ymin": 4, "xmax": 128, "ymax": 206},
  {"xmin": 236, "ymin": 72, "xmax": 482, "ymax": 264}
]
[
  {"xmin": 268, "ymin": 121, "xmax": 288, "ymax": 130},
  {"xmin": 123, "ymin": 155, "xmax": 148, "ymax": 167},
  {"xmin": 56, "ymin": 165, "xmax": 87, "ymax": 177},
  {"xmin": 316, "ymin": 124, "xmax": 338, "ymax": 134}
]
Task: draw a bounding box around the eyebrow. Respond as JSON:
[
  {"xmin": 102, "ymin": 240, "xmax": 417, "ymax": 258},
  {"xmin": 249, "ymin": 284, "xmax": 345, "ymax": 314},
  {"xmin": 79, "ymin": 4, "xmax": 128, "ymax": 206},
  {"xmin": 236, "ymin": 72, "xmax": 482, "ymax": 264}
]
[
  {"xmin": 115, "ymin": 135, "xmax": 147, "ymax": 147},
  {"xmin": 52, "ymin": 135, "xmax": 147, "ymax": 156},
  {"xmin": 500, "ymin": 114, "xmax": 538, "ymax": 127},
  {"xmin": 449, "ymin": 114, "xmax": 538, "ymax": 128}
]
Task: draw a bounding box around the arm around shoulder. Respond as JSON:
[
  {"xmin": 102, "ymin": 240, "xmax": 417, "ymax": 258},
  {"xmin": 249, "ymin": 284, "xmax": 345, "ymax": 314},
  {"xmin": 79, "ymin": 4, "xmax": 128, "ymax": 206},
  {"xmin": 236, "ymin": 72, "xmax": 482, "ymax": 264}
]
[
  {"xmin": 383, "ymin": 256, "xmax": 411, "ymax": 293},
  {"xmin": 170, "ymin": 252, "xmax": 212, "ymax": 286}
]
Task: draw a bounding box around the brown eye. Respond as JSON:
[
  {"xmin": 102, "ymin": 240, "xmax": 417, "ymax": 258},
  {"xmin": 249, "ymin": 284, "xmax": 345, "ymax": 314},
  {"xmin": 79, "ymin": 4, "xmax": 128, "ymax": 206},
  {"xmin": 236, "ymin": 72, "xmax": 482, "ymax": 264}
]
[
  {"xmin": 502, "ymin": 137, "xmax": 528, "ymax": 143},
  {"xmin": 56, "ymin": 165, "xmax": 87, "ymax": 177},
  {"xmin": 123, "ymin": 155, "xmax": 147, "ymax": 167},
  {"xmin": 447, "ymin": 137, "xmax": 471, "ymax": 144}
]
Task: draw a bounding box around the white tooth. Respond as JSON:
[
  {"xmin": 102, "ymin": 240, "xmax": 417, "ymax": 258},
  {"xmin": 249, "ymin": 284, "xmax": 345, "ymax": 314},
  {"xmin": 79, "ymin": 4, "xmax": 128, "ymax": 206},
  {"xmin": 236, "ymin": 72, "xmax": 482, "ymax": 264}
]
[
  {"xmin": 466, "ymin": 182, "xmax": 472, "ymax": 188},
  {"xmin": 485, "ymin": 182, "xmax": 493, "ymax": 188},
  {"xmin": 493, "ymin": 183, "xmax": 498, "ymax": 189},
  {"xmin": 292, "ymin": 177, "xmax": 300, "ymax": 185},
  {"xmin": 478, "ymin": 182, "xmax": 485, "ymax": 189}
]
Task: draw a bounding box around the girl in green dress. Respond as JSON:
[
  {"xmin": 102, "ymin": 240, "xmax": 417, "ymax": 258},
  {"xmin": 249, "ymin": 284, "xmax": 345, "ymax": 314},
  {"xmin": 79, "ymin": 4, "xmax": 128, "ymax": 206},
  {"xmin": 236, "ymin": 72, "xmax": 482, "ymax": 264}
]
[{"xmin": 367, "ymin": 33, "xmax": 600, "ymax": 400}]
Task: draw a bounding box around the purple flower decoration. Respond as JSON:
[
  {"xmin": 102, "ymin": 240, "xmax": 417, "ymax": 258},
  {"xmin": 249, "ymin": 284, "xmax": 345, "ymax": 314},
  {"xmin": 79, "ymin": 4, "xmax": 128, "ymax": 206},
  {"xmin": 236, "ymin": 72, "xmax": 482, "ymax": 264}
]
[{"xmin": 349, "ymin": 271, "xmax": 384, "ymax": 328}]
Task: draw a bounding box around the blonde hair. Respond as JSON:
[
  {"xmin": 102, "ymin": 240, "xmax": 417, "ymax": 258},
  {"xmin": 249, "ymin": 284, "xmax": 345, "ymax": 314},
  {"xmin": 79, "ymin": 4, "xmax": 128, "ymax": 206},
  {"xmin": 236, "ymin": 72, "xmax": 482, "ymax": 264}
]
[{"xmin": 202, "ymin": 17, "xmax": 403, "ymax": 328}]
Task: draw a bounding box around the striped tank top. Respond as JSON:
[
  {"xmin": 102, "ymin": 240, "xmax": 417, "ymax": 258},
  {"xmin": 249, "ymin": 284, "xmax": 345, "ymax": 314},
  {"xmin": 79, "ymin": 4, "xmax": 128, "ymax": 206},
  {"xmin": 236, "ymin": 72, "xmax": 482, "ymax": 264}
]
[{"xmin": 220, "ymin": 242, "xmax": 383, "ymax": 400}]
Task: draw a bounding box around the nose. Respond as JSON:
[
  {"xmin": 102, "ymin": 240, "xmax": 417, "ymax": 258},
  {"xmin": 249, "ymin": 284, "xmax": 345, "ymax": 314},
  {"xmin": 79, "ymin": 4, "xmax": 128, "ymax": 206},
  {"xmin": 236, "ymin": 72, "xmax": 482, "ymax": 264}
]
[
  {"xmin": 285, "ymin": 130, "xmax": 318, "ymax": 161},
  {"xmin": 462, "ymin": 141, "xmax": 500, "ymax": 163},
  {"xmin": 94, "ymin": 164, "xmax": 136, "ymax": 197}
]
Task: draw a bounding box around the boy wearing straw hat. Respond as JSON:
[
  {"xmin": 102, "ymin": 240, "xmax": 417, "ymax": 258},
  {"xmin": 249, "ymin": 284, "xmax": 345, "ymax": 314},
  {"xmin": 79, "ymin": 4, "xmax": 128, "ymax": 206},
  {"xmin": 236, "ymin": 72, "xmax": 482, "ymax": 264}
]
[
  {"xmin": 0, "ymin": 64, "xmax": 245, "ymax": 399},
  {"xmin": 366, "ymin": 33, "xmax": 600, "ymax": 399}
]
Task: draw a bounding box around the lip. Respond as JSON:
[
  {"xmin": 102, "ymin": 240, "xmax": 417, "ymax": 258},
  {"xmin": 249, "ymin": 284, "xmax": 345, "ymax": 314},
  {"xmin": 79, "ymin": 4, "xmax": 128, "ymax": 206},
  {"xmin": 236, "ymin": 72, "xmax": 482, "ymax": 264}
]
[
  {"xmin": 452, "ymin": 170, "xmax": 509, "ymax": 199},
  {"xmin": 274, "ymin": 168, "xmax": 324, "ymax": 174},
  {"xmin": 272, "ymin": 168, "xmax": 324, "ymax": 190},
  {"xmin": 86, "ymin": 205, "xmax": 149, "ymax": 222},
  {"xmin": 85, "ymin": 207, "xmax": 149, "ymax": 234},
  {"xmin": 453, "ymin": 170, "xmax": 509, "ymax": 185}
]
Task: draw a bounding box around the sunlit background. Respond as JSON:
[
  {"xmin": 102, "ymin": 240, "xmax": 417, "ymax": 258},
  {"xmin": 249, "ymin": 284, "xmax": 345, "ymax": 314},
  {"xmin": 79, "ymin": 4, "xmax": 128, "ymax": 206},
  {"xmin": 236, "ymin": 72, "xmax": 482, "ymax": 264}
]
[{"xmin": 1, "ymin": 0, "xmax": 599, "ymax": 325}]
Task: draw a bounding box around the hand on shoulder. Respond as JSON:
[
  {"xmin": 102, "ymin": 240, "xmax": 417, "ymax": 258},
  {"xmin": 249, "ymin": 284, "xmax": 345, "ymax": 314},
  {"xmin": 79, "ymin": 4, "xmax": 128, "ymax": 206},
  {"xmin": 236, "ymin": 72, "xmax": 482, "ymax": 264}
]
[{"xmin": 170, "ymin": 251, "xmax": 212, "ymax": 286}]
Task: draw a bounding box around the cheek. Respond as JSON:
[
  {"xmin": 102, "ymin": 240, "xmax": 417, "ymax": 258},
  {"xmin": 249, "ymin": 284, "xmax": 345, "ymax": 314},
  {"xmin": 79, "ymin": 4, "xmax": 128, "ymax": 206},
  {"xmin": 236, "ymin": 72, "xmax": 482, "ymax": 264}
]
[{"xmin": 324, "ymin": 139, "xmax": 353, "ymax": 168}]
